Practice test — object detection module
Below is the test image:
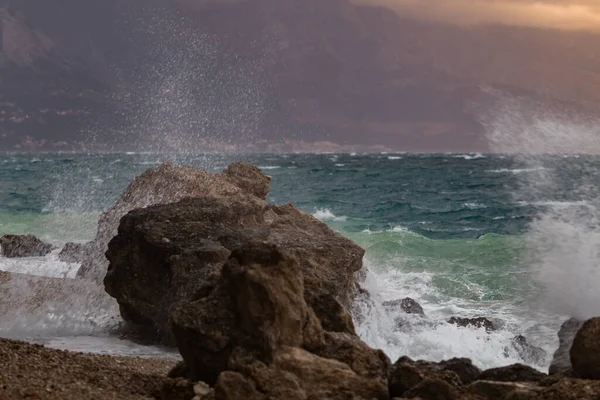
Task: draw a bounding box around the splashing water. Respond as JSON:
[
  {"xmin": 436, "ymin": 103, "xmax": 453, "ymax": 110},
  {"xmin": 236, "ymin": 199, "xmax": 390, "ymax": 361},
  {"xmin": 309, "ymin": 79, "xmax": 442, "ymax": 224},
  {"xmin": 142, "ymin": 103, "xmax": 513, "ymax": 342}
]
[{"xmin": 481, "ymin": 90, "xmax": 600, "ymax": 320}]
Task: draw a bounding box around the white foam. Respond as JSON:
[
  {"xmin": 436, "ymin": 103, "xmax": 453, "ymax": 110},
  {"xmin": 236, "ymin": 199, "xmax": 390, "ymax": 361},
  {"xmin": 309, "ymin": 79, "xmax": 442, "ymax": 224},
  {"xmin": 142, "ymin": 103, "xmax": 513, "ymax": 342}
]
[
  {"xmin": 354, "ymin": 261, "xmax": 554, "ymax": 371},
  {"xmin": 464, "ymin": 202, "xmax": 487, "ymax": 209},
  {"xmin": 0, "ymin": 250, "xmax": 79, "ymax": 279},
  {"xmin": 313, "ymin": 208, "xmax": 347, "ymax": 222},
  {"xmin": 487, "ymin": 167, "xmax": 549, "ymax": 174},
  {"xmin": 258, "ymin": 166, "xmax": 281, "ymax": 170}
]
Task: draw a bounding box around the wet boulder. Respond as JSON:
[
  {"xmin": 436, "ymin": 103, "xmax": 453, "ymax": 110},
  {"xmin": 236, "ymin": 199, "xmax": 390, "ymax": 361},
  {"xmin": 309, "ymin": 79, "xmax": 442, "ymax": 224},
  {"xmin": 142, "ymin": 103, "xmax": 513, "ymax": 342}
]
[
  {"xmin": 389, "ymin": 356, "xmax": 464, "ymax": 397},
  {"xmin": 570, "ymin": 317, "xmax": 600, "ymax": 379},
  {"xmin": 478, "ymin": 364, "xmax": 547, "ymax": 383},
  {"xmin": 447, "ymin": 316, "xmax": 495, "ymax": 333},
  {"xmin": 0, "ymin": 234, "xmax": 55, "ymax": 258},
  {"xmin": 104, "ymin": 194, "xmax": 364, "ymax": 343},
  {"xmin": 169, "ymin": 245, "xmax": 390, "ymax": 399},
  {"xmin": 506, "ymin": 335, "xmax": 547, "ymax": 366},
  {"xmin": 383, "ymin": 297, "xmax": 425, "ymax": 316},
  {"xmin": 549, "ymin": 318, "xmax": 583, "ymax": 375},
  {"xmin": 78, "ymin": 162, "xmax": 272, "ymax": 283}
]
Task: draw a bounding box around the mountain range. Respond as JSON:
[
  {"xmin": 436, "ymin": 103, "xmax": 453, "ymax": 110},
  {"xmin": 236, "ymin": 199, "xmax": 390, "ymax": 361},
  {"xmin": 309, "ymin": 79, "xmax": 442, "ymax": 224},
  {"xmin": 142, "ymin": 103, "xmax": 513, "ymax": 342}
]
[{"xmin": 1, "ymin": 0, "xmax": 599, "ymax": 152}]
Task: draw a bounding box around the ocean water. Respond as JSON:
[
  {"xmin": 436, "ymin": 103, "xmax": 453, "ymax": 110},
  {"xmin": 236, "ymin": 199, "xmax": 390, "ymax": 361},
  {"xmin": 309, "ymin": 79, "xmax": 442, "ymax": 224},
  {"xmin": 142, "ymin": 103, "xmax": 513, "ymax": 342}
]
[{"xmin": 1, "ymin": 151, "xmax": 599, "ymax": 371}]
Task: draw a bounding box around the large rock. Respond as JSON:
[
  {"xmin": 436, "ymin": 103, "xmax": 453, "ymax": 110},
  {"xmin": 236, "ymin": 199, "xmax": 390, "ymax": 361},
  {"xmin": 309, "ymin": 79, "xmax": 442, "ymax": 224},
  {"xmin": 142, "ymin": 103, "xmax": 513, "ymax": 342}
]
[
  {"xmin": 0, "ymin": 234, "xmax": 55, "ymax": 258},
  {"xmin": 77, "ymin": 162, "xmax": 271, "ymax": 283},
  {"xmin": 570, "ymin": 317, "xmax": 600, "ymax": 379},
  {"xmin": 169, "ymin": 245, "xmax": 390, "ymax": 399},
  {"xmin": 104, "ymin": 195, "xmax": 364, "ymax": 343},
  {"xmin": 549, "ymin": 318, "xmax": 584, "ymax": 375}
]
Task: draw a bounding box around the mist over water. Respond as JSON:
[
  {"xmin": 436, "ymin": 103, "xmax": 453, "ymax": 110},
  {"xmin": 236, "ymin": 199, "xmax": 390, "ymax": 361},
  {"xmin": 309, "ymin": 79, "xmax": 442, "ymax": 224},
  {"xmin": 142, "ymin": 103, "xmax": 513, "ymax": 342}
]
[{"xmin": 481, "ymin": 91, "xmax": 600, "ymax": 320}]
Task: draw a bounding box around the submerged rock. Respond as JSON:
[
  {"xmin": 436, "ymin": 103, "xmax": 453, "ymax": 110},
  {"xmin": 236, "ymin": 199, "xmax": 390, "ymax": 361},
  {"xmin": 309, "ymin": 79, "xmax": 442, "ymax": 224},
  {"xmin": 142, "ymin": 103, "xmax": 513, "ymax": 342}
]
[
  {"xmin": 105, "ymin": 194, "xmax": 364, "ymax": 343},
  {"xmin": 169, "ymin": 245, "xmax": 390, "ymax": 399},
  {"xmin": 0, "ymin": 234, "xmax": 55, "ymax": 258},
  {"xmin": 506, "ymin": 335, "xmax": 547, "ymax": 366},
  {"xmin": 382, "ymin": 297, "xmax": 425, "ymax": 316},
  {"xmin": 570, "ymin": 317, "xmax": 600, "ymax": 379},
  {"xmin": 78, "ymin": 161, "xmax": 271, "ymax": 283},
  {"xmin": 58, "ymin": 242, "xmax": 92, "ymax": 263},
  {"xmin": 549, "ymin": 317, "xmax": 583, "ymax": 375},
  {"xmin": 447, "ymin": 316, "xmax": 495, "ymax": 333}
]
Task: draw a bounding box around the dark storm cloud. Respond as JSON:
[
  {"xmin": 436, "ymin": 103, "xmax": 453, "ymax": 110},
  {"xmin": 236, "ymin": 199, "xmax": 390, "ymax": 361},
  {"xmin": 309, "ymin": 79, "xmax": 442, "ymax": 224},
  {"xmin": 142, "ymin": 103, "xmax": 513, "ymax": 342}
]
[{"xmin": 353, "ymin": 0, "xmax": 600, "ymax": 31}]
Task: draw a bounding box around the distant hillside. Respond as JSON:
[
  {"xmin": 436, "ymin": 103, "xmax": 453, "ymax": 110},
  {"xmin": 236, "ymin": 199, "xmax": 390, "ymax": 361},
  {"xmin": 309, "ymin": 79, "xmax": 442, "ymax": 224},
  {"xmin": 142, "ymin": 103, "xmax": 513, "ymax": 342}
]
[{"xmin": 0, "ymin": 0, "xmax": 598, "ymax": 151}]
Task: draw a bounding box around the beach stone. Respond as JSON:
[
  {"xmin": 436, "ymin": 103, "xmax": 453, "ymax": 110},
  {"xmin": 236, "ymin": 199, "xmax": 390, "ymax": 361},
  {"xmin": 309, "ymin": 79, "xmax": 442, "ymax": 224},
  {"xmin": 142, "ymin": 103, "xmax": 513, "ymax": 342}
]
[
  {"xmin": 468, "ymin": 381, "xmax": 539, "ymax": 400},
  {"xmin": 570, "ymin": 317, "xmax": 600, "ymax": 379},
  {"xmin": 549, "ymin": 318, "xmax": 583, "ymax": 375},
  {"xmin": 537, "ymin": 377, "xmax": 600, "ymax": 399},
  {"xmin": 105, "ymin": 189, "xmax": 364, "ymax": 343},
  {"xmin": 383, "ymin": 297, "xmax": 425, "ymax": 316},
  {"xmin": 447, "ymin": 316, "xmax": 495, "ymax": 333},
  {"xmin": 478, "ymin": 364, "xmax": 547, "ymax": 382},
  {"xmin": 0, "ymin": 234, "xmax": 55, "ymax": 258},
  {"xmin": 78, "ymin": 161, "xmax": 271, "ymax": 283}
]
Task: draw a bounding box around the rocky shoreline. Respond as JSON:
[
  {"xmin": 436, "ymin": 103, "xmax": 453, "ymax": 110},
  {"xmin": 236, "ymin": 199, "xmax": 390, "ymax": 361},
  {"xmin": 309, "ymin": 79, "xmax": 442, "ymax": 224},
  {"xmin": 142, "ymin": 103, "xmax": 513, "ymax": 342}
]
[{"xmin": 1, "ymin": 162, "xmax": 600, "ymax": 399}]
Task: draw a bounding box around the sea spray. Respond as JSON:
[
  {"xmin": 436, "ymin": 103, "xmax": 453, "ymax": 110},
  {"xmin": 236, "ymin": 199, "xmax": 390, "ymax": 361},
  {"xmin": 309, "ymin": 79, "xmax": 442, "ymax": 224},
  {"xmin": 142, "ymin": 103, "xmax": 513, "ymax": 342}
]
[{"xmin": 480, "ymin": 89, "xmax": 600, "ymax": 321}]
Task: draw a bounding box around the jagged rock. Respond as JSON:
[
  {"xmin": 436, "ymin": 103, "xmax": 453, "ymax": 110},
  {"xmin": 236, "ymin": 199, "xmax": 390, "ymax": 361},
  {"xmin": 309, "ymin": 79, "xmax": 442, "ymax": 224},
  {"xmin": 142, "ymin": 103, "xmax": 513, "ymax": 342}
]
[
  {"xmin": 0, "ymin": 234, "xmax": 55, "ymax": 258},
  {"xmin": 478, "ymin": 364, "xmax": 547, "ymax": 382},
  {"xmin": 58, "ymin": 242, "xmax": 92, "ymax": 263},
  {"xmin": 159, "ymin": 378, "xmax": 195, "ymax": 400},
  {"xmin": 537, "ymin": 377, "xmax": 600, "ymax": 400},
  {"xmin": 78, "ymin": 161, "xmax": 271, "ymax": 283},
  {"xmin": 549, "ymin": 318, "xmax": 583, "ymax": 375},
  {"xmin": 570, "ymin": 317, "xmax": 600, "ymax": 379},
  {"xmin": 105, "ymin": 194, "xmax": 364, "ymax": 343},
  {"xmin": 383, "ymin": 297, "xmax": 425, "ymax": 316},
  {"xmin": 389, "ymin": 357, "xmax": 462, "ymax": 397},
  {"xmin": 447, "ymin": 316, "xmax": 495, "ymax": 333},
  {"xmin": 506, "ymin": 335, "xmax": 547, "ymax": 365},
  {"xmin": 169, "ymin": 245, "xmax": 389, "ymax": 400},
  {"xmin": 437, "ymin": 358, "xmax": 482, "ymax": 385},
  {"xmin": 468, "ymin": 381, "xmax": 540, "ymax": 400},
  {"xmin": 403, "ymin": 378, "xmax": 460, "ymax": 400}
]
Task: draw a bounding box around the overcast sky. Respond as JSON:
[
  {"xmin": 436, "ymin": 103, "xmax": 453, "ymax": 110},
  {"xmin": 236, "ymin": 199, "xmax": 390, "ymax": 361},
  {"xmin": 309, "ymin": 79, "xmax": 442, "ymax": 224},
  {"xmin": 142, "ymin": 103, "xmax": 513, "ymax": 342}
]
[{"xmin": 354, "ymin": 0, "xmax": 600, "ymax": 31}]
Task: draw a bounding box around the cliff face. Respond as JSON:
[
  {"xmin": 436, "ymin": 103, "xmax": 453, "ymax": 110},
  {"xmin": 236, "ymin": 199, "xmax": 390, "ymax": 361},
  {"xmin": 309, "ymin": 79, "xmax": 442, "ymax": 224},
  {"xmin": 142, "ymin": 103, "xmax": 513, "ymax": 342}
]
[{"xmin": 0, "ymin": 0, "xmax": 598, "ymax": 152}]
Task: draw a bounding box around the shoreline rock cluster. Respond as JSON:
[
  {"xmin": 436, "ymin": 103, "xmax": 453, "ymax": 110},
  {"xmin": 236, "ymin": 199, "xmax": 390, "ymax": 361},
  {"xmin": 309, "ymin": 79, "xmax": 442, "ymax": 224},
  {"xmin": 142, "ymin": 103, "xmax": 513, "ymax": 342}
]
[{"xmin": 1, "ymin": 161, "xmax": 600, "ymax": 399}]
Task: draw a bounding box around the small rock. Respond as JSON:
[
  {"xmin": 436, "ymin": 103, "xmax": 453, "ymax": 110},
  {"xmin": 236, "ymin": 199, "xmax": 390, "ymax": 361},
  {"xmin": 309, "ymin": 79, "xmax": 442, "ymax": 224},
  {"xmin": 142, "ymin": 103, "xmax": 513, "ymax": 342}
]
[
  {"xmin": 58, "ymin": 242, "xmax": 91, "ymax": 263},
  {"xmin": 447, "ymin": 316, "xmax": 495, "ymax": 333},
  {"xmin": 159, "ymin": 378, "xmax": 195, "ymax": 400},
  {"xmin": 479, "ymin": 364, "xmax": 547, "ymax": 382},
  {"xmin": 193, "ymin": 381, "xmax": 212, "ymax": 397},
  {"xmin": 549, "ymin": 318, "xmax": 583, "ymax": 375},
  {"xmin": 468, "ymin": 380, "xmax": 539, "ymax": 400},
  {"xmin": 570, "ymin": 317, "xmax": 600, "ymax": 379},
  {"xmin": 506, "ymin": 335, "xmax": 547, "ymax": 365},
  {"xmin": 383, "ymin": 298, "xmax": 425, "ymax": 316},
  {"xmin": 0, "ymin": 234, "xmax": 55, "ymax": 258}
]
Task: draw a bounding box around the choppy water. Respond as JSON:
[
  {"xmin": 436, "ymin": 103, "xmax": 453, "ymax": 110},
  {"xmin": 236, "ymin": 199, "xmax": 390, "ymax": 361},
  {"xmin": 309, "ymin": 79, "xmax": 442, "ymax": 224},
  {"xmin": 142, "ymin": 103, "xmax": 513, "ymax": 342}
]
[{"xmin": 1, "ymin": 152, "xmax": 599, "ymax": 371}]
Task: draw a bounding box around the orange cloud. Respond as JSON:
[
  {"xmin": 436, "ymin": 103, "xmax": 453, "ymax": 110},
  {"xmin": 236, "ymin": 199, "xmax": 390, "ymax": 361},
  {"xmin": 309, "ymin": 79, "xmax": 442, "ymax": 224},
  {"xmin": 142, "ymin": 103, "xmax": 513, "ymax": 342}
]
[{"xmin": 353, "ymin": 0, "xmax": 600, "ymax": 31}]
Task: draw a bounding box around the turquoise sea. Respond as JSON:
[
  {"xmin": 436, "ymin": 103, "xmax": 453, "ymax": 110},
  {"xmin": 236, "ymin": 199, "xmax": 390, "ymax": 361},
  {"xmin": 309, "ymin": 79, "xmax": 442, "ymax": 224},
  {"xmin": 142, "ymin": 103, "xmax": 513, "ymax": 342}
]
[{"xmin": 1, "ymin": 152, "xmax": 598, "ymax": 370}]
